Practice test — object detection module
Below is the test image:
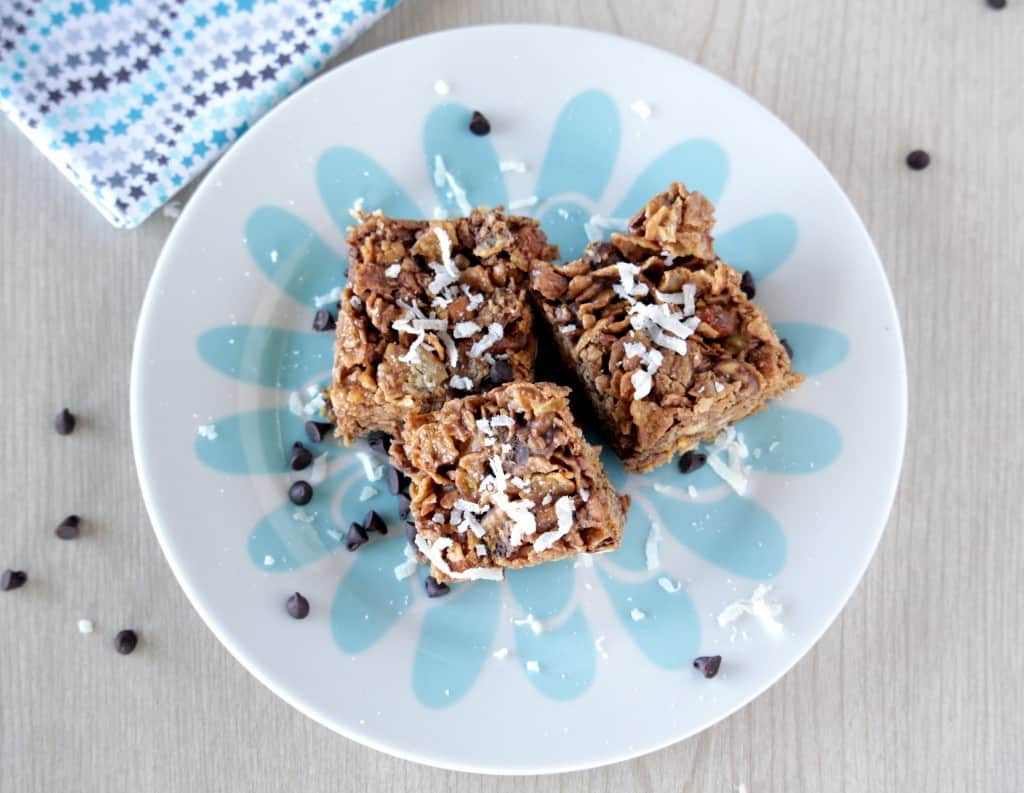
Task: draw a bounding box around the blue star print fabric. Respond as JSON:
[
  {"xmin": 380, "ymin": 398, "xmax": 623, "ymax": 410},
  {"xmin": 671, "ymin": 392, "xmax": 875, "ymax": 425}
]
[{"xmin": 0, "ymin": 0, "xmax": 402, "ymax": 228}]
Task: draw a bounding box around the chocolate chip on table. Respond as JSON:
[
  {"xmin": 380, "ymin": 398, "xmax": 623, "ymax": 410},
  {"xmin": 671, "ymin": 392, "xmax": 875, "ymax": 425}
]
[
  {"xmin": 362, "ymin": 510, "xmax": 387, "ymax": 535},
  {"xmin": 304, "ymin": 420, "xmax": 333, "ymax": 443},
  {"xmin": 468, "ymin": 110, "xmax": 491, "ymax": 136},
  {"xmin": 740, "ymin": 271, "xmax": 756, "ymax": 300},
  {"xmin": 780, "ymin": 338, "xmax": 794, "ymax": 360},
  {"xmin": 54, "ymin": 408, "xmax": 76, "ymax": 435},
  {"xmin": 289, "ymin": 442, "xmax": 313, "ymax": 471},
  {"xmin": 288, "ymin": 480, "xmax": 313, "ymax": 506},
  {"xmin": 905, "ymin": 149, "xmax": 930, "ymax": 170},
  {"xmin": 114, "ymin": 629, "xmax": 138, "ymax": 655},
  {"xmin": 286, "ymin": 592, "xmax": 310, "ymax": 619},
  {"xmin": 312, "ymin": 309, "xmax": 336, "ymax": 332},
  {"xmin": 1, "ymin": 569, "xmax": 28, "ymax": 591},
  {"xmin": 387, "ymin": 466, "xmax": 409, "ymax": 496},
  {"xmin": 54, "ymin": 515, "xmax": 81, "ymax": 540},
  {"xmin": 487, "ymin": 358, "xmax": 514, "ymax": 387},
  {"xmin": 345, "ymin": 522, "xmax": 369, "ymax": 551},
  {"xmin": 693, "ymin": 655, "xmax": 722, "ymax": 678},
  {"xmin": 424, "ymin": 576, "xmax": 450, "ymax": 598},
  {"xmin": 366, "ymin": 430, "xmax": 391, "ymax": 456},
  {"xmin": 678, "ymin": 450, "xmax": 708, "ymax": 474},
  {"xmin": 397, "ymin": 493, "xmax": 412, "ymax": 520}
]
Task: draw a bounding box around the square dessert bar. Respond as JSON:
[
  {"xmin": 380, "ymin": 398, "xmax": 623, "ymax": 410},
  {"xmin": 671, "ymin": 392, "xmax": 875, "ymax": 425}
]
[
  {"xmin": 329, "ymin": 209, "xmax": 557, "ymax": 441},
  {"xmin": 390, "ymin": 381, "xmax": 628, "ymax": 583},
  {"xmin": 530, "ymin": 183, "xmax": 802, "ymax": 473}
]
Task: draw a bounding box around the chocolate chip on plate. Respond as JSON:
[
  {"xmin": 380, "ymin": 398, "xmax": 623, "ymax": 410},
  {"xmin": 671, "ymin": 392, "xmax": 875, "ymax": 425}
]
[
  {"xmin": 987, "ymin": 0, "xmax": 1006, "ymax": 10},
  {"xmin": 906, "ymin": 149, "xmax": 930, "ymax": 170},
  {"xmin": 468, "ymin": 110, "xmax": 491, "ymax": 136},
  {"xmin": 362, "ymin": 510, "xmax": 387, "ymax": 535},
  {"xmin": 780, "ymin": 338, "xmax": 794, "ymax": 360},
  {"xmin": 286, "ymin": 592, "xmax": 310, "ymax": 619},
  {"xmin": 387, "ymin": 466, "xmax": 409, "ymax": 496},
  {"xmin": 114, "ymin": 629, "xmax": 139, "ymax": 655},
  {"xmin": 1, "ymin": 569, "xmax": 28, "ymax": 591},
  {"xmin": 488, "ymin": 358, "xmax": 513, "ymax": 387},
  {"xmin": 397, "ymin": 492, "xmax": 412, "ymax": 520},
  {"xmin": 404, "ymin": 518, "xmax": 418, "ymax": 546},
  {"xmin": 424, "ymin": 576, "xmax": 450, "ymax": 598},
  {"xmin": 678, "ymin": 450, "xmax": 707, "ymax": 474},
  {"xmin": 345, "ymin": 522, "xmax": 369, "ymax": 551},
  {"xmin": 740, "ymin": 271, "xmax": 756, "ymax": 300},
  {"xmin": 693, "ymin": 655, "xmax": 722, "ymax": 678},
  {"xmin": 54, "ymin": 408, "xmax": 76, "ymax": 436},
  {"xmin": 54, "ymin": 515, "xmax": 81, "ymax": 540},
  {"xmin": 304, "ymin": 420, "xmax": 333, "ymax": 443},
  {"xmin": 289, "ymin": 442, "xmax": 313, "ymax": 471},
  {"xmin": 288, "ymin": 480, "xmax": 313, "ymax": 506},
  {"xmin": 312, "ymin": 309, "xmax": 336, "ymax": 332},
  {"xmin": 366, "ymin": 430, "xmax": 391, "ymax": 456}
]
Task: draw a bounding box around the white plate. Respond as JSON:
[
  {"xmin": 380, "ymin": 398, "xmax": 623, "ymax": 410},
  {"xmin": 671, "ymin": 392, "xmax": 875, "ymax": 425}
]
[{"xmin": 131, "ymin": 25, "xmax": 906, "ymax": 775}]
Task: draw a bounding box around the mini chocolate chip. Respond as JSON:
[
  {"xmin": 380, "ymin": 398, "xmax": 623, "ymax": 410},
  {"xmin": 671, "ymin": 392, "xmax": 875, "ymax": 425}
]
[
  {"xmin": 288, "ymin": 480, "xmax": 313, "ymax": 506},
  {"xmin": 424, "ymin": 576, "xmax": 450, "ymax": 598},
  {"xmin": 55, "ymin": 515, "xmax": 81, "ymax": 540},
  {"xmin": 366, "ymin": 431, "xmax": 391, "ymax": 456},
  {"xmin": 468, "ymin": 110, "xmax": 491, "ymax": 136},
  {"xmin": 54, "ymin": 408, "xmax": 76, "ymax": 435},
  {"xmin": 387, "ymin": 466, "xmax": 409, "ymax": 496},
  {"xmin": 1, "ymin": 569, "xmax": 27, "ymax": 591},
  {"xmin": 678, "ymin": 450, "xmax": 708, "ymax": 474},
  {"xmin": 312, "ymin": 309, "xmax": 336, "ymax": 332},
  {"xmin": 780, "ymin": 338, "xmax": 794, "ymax": 360},
  {"xmin": 488, "ymin": 358, "xmax": 514, "ymax": 387},
  {"xmin": 987, "ymin": 0, "xmax": 1006, "ymax": 10},
  {"xmin": 906, "ymin": 149, "xmax": 930, "ymax": 170},
  {"xmin": 304, "ymin": 420, "xmax": 333, "ymax": 443},
  {"xmin": 114, "ymin": 629, "xmax": 138, "ymax": 655},
  {"xmin": 286, "ymin": 592, "xmax": 310, "ymax": 619},
  {"xmin": 397, "ymin": 492, "xmax": 412, "ymax": 520},
  {"xmin": 740, "ymin": 271, "xmax": 756, "ymax": 300},
  {"xmin": 346, "ymin": 522, "xmax": 369, "ymax": 551},
  {"xmin": 362, "ymin": 509, "xmax": 387, "ymax": 535},
  {"xmin": 693, "ymin": 655, "xmax": 722, "ymax": 678},
  {"xmin": 289, "ymin": 442, "xmax": 313, "ymax": 471},
  {"xmin": 404, "ymin": 517, "xmax": 417, "ymax": 546}
]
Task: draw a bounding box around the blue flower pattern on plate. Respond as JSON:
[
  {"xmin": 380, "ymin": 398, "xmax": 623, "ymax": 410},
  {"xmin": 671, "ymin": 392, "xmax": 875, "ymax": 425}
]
[{"xmin": 194, "ymin": 91, "xmax": 849, "ymax": 708}]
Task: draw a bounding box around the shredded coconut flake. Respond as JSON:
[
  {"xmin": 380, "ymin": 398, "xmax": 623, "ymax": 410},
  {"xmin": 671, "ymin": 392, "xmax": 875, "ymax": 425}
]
[
  {"xmin": 476, "ymin": 543, "xmax": 487, "ymax": 557},
  {"xmin": 414, "ymin": 535, "xmax": 504, "ymax": 581},
  {"xmin": 384, "ymin": 263, "xmax": 401, "ymax": 278},
  {"xmin": 630, "ymin": 99, "xmax": 652, "ymax": 119},
  {"xmin": 499, "ymin": 160, "xmax": 527, "ymax": 173},
  {"xmin": 197, "ymin": 423, "xmax": 218, "ymax": 440},
  {"xmin": 658, "ymin": 576, "xmax": 682, "ymax": 593},
  {"xmin": 525, "ymin": 660, "xmax": 541, "ymax": 673},
  {"xmin": 630, "ymin": 608, "xmax": 647, "ymax": 622},
  {"xmin": 579, "ymin": 488, "xmax": 589, "ymax": 502},
  {"xmin": 560, "ymin": 323, "xmax": 577, "ymax": 334},
  {"xmin": 313, "ymin": 286, "xmax": 342, "ymax": 308},
  {"xmin": 433, "ymin": 154, "xmax": 473, "ymax": 215},
  {"xmin": 302, "ymin": 392, "xmax": 326, "ymax": 417},
  {"xmin": 489, "ymin": 415, "xmax": 515, "ymax": 429},
  {"xmin": 644, "ymin": 523, "xmax": 662, "ymax": 571},
  {"xmin": 595, "ymin": 635, "xmax": 608, "ymax": 659},
  {"xmin": 449, "ymin": 375, "xmax": 474, "ymax": 390},
  {"xmin": 393, "ymin": 544, "xmax": 419, "ymax": 581},
  {"xmin": 583, "ymin": 214, "xmax": 628, "ymax": 241},
  {"xmin": 77, "ymin": 618, "xmax": 94, "ymax": 634},
  {"xmin": 492, "ymin": 647, "xmax": 510, "ymax": 660},
  {"xmin": 631, "ymin": 369, "xmax": 653, "ymax": 400},
  {"xmin": 288, "ymin": 391, "xmax": 304, "ymax": 416},
  {"xmin": 468, "ymin": 323, "xmax": 504, "ymax": 358},
  {"xmin": 453, "ymin": 321, "xmax": 481, "ymax": 339},
  {"xmin": 513, "ymin": 613, "xmax": 544, "ymax": 635},
  {"xmin": 533, "ymin": 495, "xmax": 574, "ymax": 553},
  {"xmin": 433, "ymin": 79, "xmax": 450, "ymax": 95},
  {"xmin": 717, "ymin": 584, "xmax": 784, "ymax": 634},
  {"xmin": 356, "ymin": 451, "xmax": 384, "ymax": 482},
  {"xmin": 263, "ymin": 555, "xmax": 275, "ymax": 567},
  {"xmin": 688, "ymin": 484, "xmax": 699, "ymax": 499}
]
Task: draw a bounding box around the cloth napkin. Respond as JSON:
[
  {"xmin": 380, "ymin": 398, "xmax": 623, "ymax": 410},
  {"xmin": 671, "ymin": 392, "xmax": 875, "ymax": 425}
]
[{"xmin": 0, "ymin": 0, "xmax": 401, "ymax": 228}]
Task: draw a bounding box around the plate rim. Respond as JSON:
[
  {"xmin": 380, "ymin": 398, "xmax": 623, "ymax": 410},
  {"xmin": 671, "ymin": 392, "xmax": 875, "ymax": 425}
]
[{"xmin": 130, "ymin": 22, "xmax": 908, "ymax": 775}]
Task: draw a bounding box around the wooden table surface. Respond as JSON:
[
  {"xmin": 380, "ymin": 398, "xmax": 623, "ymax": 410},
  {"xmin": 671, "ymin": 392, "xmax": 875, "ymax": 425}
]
[{"xmin": 2, "ymin": 1, "xmax": 1022, "ymax": 790}]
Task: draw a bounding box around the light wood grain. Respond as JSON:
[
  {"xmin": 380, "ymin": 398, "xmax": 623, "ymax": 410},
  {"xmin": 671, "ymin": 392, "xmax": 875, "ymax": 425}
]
[{"xmin": 2, "ymin": 1, "xmax": 1022, "ymax": 790}]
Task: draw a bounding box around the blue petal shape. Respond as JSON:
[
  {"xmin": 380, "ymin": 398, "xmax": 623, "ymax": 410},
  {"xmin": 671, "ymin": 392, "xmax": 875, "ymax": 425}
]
[
  {"xmin": 539, "ymin": 201, "xmax": 590, "ymax": 262},
  {"xmin": 247, "ymin": 466, "xmax": 355, "ymax": 571},
  {"xmin": 331, "ymin": 536, "xmax": 416, "ymax": 654},
  {"xmin": 773, "ymin": 322, "xmax": 850, "ymax": 376},
  {"xmin": 514, "ymin": 607, "xmax": 595, "ymax": 700},
  {"xmin": 715, "ymin": 214, "xmax": 798, "ymax": 281},
  {"xmin": 316, "ymin": 146, "xmax": 421, "ymax": 231},
  {"xmin": 412, "ymin": 582, "xmax": 502, "ymax": 708},
  {"xmin": 197, "ymin": 325, "xmax": 333, "ymax": 389},
  {"xmin": 507, "ymin": 558, "xmax": 575, "ymax": 620},
  {"xmin": 739, "ymin": 406, "xmax": 842, "ymax": 475},
  {"xmin": 596, "ymin": 569, "xmax": 700, "ymax": 668},
  {"xmin": 245, "ymin": 207, "xmax": 347, "ymax": 307},
  {"xmin": 643, "ymin": 490, "xmax": 787, "ymax": 579},
  {"xmin": 614, "ymin": 139, "xmax": 729, "ymax": 214},
  {"xmin": 534, "ymin": 90, "xmax": 619, "ymax": 203},
  {"xmin": 194, "ymin": 407, "xmax": 344, "ymax": 475},
  {"xmin": 424, "ymin": 103, "xmax": 507, "ymax": 213}
]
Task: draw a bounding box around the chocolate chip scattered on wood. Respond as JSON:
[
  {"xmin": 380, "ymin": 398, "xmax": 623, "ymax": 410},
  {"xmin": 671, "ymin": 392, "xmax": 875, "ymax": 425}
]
[
  {"xmin": 1, "ymin": 569, "xmax": 28, "ymax": 591},
  {"xmin": 312, "ymin": 309, "xmax": 336, "ymax": 332},
  {"xmin": 693, "ymin": 655, "xmax": 722, "ymax": 678},
  {"xmin": 286, "ymin": 592, "xmax": 310, "ymax": 619},
  {"xmin": 288, "ymin": 480, "xmax": 313, "ymax": 506},
  {"xmin": 362, "ymin": 510, "xmax": 387, "ymax": 535},
  {"xmin": 468, "ymin": 110, "xmax": 491, "ymax": 136},
  {"xmin": 54, "ymin": 515, "xmax": 81, "ymax": 540},
  {"xmin": 289, "ymin": 442, "xmax": 313, "ymax": 471},
  {"xmin": 114, "ymin": 629, "xmax": 138, "ymax": 655},
  {"xmin": 425, "ymin": 576, "xmax": 450, "ymax": 598},
  {"xmin": 678, "ymin": 450, "xmax": 708, "ymax": 474},
  {"xmin": 906, "ymin": 149, "xmax": 930, "ymax": 170},
  {"xmin": 54, "ymin": 408, "xmax": 76, "ymax": 435},
  {"xmin": 740, "ymin": 271, "xmax": 756, "ymax": 299},
  {"xmin": 345, "ymin": 522, "xmax": 369, "ymax": 551},
  {"xmin": 304, "ymin": 420, "xmax": 333, "ymax": 443}
]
